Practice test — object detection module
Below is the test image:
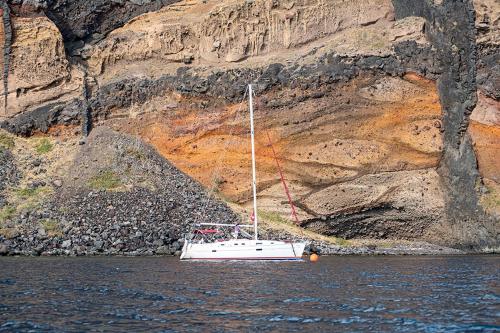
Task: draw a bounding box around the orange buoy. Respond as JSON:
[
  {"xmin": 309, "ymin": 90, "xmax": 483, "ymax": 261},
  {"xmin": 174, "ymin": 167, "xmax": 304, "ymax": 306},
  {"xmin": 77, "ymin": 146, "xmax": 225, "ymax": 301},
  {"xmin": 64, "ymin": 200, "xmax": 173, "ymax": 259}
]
[{"xmin": 309, "ymin": 253, "xmax": 319, "ymax": 262}]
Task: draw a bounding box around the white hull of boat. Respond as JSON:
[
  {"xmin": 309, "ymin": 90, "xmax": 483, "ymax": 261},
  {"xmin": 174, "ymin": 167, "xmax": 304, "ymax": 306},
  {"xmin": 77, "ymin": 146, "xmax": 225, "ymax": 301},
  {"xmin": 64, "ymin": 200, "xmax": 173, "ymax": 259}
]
[{"xmin": 180, "ymin": 239, "xmax": 306, "ymax": 261}]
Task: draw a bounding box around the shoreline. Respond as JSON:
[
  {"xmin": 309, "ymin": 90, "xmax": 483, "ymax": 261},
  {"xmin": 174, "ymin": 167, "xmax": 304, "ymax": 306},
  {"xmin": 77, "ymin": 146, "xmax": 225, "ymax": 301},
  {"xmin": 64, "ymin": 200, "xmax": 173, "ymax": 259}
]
[
  {"xmin": 2, "ymin": 253, "xmax": 499, "ymax": 258},
  {"xmin": 2, "ymin": 240, "xmax": 498, "ymax": 257}
]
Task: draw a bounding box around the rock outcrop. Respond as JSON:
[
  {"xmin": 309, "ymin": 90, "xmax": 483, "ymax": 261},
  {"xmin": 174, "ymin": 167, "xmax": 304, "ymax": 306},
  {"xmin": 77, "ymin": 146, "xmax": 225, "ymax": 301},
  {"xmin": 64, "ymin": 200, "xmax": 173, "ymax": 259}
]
[
  {"xmin": 469, "ymin": 0, "xmax": 500, "ymax": 226},
  {"xmin": 1, "ymin": 15, "xmax": 82, "ymax": 117}
]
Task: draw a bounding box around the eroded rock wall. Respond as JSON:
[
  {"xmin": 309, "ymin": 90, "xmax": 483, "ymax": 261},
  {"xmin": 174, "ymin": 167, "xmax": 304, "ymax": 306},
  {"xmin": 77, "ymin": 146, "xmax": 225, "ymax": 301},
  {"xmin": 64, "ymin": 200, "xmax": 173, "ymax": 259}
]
[
  {"xmin": 392, "ymin": 0, "xmax": 500, "ymax": 247},
  {"xmin": 469, "ymin": 0, "xmax": 500, "ymax": 225},
  {"xmin": 8, "ymin": 0, "xmax": 182, "ymax": 44},
  {"xmin": 85, "ymin": 0, "xmax": 397, "ymax": 75}
]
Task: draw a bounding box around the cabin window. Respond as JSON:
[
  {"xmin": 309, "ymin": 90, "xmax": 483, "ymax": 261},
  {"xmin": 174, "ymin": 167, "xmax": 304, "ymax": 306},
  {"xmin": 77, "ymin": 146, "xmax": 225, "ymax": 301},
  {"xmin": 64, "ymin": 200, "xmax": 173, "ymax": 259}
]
[
  {"xmin": 234, "ymin": 243, "xmax": 238, "ymax": 245},
  {"xmin": 256, "ymin": 249, "xmax": 262, "ymax": 251},
  {"xmin": 212, "ymin": 250, "xmax": 216, "ymax": 252},
  {"xmin": 256, "ymin": 242, "xmax": 262, "ymax": 245},
  {"xmin": 241, "ymin": 243, "xmax": 245, "ymax": 245}
]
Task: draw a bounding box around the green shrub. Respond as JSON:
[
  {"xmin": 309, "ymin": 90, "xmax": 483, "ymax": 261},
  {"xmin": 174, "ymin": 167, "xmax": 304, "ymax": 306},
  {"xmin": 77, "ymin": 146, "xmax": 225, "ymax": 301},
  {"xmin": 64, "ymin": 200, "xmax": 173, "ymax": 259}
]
[
  {"xmin": 126, "ymin": 148, "xmax": 146, "ymax": 160},
  {"xmin": 14, "ymin": 186, "xmax": 51, "ymax": 198},
  {"xmin": 0, "ymin": 205, "xmax": 16, "ymax": 223},
  {"xmin": 258, "ymin": 210, "xmax": 291, "ymax": 225},
  {"xmin": 41, "ymin": 219, "xmax": 62, "ymax": 237},
  {"xmin": 35, "ymin": 138, "xmax": 53, "ymax": 154},
  {"xmin": 15, "ymin": 187, "xmax": 40, "ymax": 198},
  {"xmin": 89, "ymin": 170, "xmax": 122, "ymax": 190},
  {"xmin": 12, "ymin": 186, "xmax": 52, "ymax": 213},
  {"xmin": 0, "ymin": 132, "xmax": 14, "ymax": 150}
]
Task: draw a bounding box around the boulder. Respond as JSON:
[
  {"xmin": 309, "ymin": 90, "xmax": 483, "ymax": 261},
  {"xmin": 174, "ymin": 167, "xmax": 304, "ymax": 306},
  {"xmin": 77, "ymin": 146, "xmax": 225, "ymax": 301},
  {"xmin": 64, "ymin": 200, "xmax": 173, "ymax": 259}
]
[
  {"xmin": 156, "ymin": 246, "xmax": 170, "ymax": 255},
  {"xmin": 0, "ymin": 244, "xmax": 9, "ymax": 255}
]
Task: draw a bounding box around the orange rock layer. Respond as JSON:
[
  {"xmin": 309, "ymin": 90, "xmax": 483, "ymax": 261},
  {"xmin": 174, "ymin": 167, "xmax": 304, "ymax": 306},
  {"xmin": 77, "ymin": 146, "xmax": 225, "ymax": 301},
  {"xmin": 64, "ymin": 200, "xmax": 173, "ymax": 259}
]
[
  {"xmin": 469, "ymin": 121, "xmax": 500, "ymax": 183},
  {"xmin": 112, "ymin": 73, "xmax": 442, "ymax": 205}
]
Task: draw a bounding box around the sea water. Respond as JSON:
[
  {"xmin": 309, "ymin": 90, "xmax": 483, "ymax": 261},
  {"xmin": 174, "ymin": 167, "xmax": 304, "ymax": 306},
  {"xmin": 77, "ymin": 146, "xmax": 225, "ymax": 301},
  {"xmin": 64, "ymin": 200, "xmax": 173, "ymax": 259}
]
[{"xmin": 0, "ymin": 255, "xmax": 499, "ymax": 332}]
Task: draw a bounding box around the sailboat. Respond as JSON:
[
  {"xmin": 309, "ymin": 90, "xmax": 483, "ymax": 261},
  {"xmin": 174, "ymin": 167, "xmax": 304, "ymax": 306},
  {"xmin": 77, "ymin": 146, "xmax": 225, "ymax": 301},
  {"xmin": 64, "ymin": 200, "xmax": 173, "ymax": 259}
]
[{"xmin": 180, "ymin": 84, "xmax": 307, "ymax": 261}]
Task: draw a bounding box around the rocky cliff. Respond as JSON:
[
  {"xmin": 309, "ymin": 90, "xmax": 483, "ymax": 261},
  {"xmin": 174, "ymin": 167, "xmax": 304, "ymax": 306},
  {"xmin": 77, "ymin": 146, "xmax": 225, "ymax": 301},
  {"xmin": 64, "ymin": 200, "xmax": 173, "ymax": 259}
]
[{"xmin": 0, "ymin": 0, "xmax": 498, "ymax": 254}]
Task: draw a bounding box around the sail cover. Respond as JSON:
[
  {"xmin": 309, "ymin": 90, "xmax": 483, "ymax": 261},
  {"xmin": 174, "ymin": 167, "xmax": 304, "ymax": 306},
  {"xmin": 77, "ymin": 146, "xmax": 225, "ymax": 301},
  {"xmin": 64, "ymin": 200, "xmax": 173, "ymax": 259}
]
[{"xmin": 194, "ymin": 229, "xmax": 219, "ymax": 234}]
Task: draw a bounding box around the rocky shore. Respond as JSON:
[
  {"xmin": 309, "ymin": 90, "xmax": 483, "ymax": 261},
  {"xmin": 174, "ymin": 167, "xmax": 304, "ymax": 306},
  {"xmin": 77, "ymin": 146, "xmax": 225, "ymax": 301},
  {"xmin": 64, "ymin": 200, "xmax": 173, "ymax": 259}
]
[
  {"xmin": 1, "ymin": 221, "xmax": 468, "ymax": 257},
  {"xmin": 0, "ymin": 239, "xmax": 467, "ymax": 257}
]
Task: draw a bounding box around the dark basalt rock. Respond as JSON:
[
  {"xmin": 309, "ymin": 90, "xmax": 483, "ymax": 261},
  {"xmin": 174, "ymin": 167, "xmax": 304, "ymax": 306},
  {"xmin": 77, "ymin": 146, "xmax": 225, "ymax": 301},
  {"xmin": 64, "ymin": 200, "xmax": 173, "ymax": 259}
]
[
  {"xmin": 1, "ymin": 1, "xmax": 11, "ymax": 111},
  {"xmin": 476, "ymin": 45, "xmax": 500, "ymax": 100},
  {"xmin": 0, "ymin": 147, "xmax": 19, "ymax": 207},
  {"xmin": 301, "ymin": 205, "xmax": 437, "ymax": 240},
  {"xmin": 0, "ymin": 101, "xmax": 66, "ymax": 136},
  {"xmin": 0, "ymin": 243, "xmax": 8, "ymax": 255},
  {"xmin": 393, "ymin": 0, "xmax": 488, "ymax": 229},
  {"xmin": 42, "ymin": 0, "xmax": 180, "ymax": 46}
]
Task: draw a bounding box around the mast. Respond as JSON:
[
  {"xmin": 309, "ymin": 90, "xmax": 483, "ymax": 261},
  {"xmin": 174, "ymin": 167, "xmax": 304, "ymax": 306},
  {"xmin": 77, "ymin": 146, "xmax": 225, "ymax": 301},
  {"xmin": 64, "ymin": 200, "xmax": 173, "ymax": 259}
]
[{"xmin": 249, "ymin": 84, "xmax": 258, "ymax": 240}]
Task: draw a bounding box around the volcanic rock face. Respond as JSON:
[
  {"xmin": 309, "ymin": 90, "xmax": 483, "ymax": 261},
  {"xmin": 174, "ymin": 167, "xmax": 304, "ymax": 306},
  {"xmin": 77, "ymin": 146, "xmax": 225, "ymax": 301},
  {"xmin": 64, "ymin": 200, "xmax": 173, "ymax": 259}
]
[
  {"xmin": 0, "ymin": 15, "xmax": 81, "ymax": 117},
  {"xmin": 130, "ymin": 73, "xmax": 444, "ymax": 242},
  {"xmin": 85, "ymin": 0, "xmax": 397, "ymax": 75},
  {"xmin": 7, "ymin": 0, "xmax": 182, "ymax": 43},
  {"xmin": 469, "ymin": 0, "xmax": 500, "ymax": 224},
  {"xmin": 0, "ymin": 0, "xmax": 498, "ymax": 249}
]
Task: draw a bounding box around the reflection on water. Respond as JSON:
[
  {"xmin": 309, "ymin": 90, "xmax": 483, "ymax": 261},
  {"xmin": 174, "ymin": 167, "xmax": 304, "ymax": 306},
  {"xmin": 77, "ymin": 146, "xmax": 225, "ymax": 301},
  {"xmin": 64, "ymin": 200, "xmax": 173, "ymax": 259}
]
[{"xmin": 0, "ymin": 256, "xmax": 499, "ymax": 332}]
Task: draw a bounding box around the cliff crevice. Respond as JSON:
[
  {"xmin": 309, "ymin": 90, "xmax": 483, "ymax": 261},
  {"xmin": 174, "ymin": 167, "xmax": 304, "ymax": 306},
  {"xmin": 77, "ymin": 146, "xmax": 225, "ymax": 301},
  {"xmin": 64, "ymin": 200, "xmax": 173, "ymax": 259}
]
[{"xmin": 1, "ymin": 1, "xmax": 11, "ymax": 111}]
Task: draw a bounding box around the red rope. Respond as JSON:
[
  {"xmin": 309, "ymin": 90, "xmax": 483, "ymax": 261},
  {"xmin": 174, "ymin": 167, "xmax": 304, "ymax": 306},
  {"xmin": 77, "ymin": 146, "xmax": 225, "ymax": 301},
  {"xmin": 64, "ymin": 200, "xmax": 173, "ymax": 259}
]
[{"xmin": 266, "ymin": 131, "xmax": 300, "ymax": 225}]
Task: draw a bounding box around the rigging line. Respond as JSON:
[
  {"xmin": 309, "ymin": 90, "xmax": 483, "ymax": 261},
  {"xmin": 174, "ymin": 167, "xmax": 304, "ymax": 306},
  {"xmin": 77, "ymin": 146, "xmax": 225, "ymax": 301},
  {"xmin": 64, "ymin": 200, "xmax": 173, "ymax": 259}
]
[
  {"xmin": 266, "ymin": 131, "xmax": 300, "ymax": 226},
  {"xmin": 192, "ymin": 86, "xmax": 249, "ymax": 230},
  {"xmin": 258, "ymin": 90, "xmax": 304, "ymax": 239},
  {"xmin": 290, "ymin": 242, "xmax": 297, "ymax": 257}
]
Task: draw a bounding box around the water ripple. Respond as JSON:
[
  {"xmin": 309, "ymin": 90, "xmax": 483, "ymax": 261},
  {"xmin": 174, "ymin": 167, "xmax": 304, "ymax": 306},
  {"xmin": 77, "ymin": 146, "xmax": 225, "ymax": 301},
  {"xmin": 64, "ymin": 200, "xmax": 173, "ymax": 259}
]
[{"xmin": 0, "ymin": 255, "xmax": 498, "ymax": 332}]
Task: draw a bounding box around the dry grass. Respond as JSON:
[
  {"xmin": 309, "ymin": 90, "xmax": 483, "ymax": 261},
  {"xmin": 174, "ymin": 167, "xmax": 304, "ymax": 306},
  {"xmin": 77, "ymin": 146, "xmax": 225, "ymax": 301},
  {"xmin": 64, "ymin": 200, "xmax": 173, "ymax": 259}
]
[
  {"xmin": 3, "ymin": 186, "xmax": 54, "ymax": 217},
  {"xmin": 0, "ymin": 131, "xmax": 15, "ymax": 150},
  {"xmin": 0, "ymin": 226, "xmax": 19, "ymax": 239},
  {"xmin": 0, "ymin": 205, "xmax": 16, "ymax": 223},
  {"xmin": 41, "ymin": 219, "xmax": 63, "ymax": 237}
]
